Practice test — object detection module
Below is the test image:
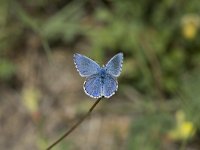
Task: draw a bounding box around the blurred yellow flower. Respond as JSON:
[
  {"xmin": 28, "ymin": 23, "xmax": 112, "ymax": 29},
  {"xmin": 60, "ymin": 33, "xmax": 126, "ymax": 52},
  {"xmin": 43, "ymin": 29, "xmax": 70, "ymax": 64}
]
[
  {"xmin": 181, "ymin": 14, "xmax": 200, "ymax": 40},
  {"xmin": 22, "ymin": 86, "xmax": 41, "ymax": 122},
  {"xmin": 168, "ymin": 110, "xmax": 196, "ymax": 140}
]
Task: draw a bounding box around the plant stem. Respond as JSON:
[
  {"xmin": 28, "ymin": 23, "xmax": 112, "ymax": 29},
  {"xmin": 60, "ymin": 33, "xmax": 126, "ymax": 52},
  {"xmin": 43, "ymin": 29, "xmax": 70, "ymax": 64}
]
[{"xmin": 46, "ymin": 98, "xmax": 102, "ymax": 150}]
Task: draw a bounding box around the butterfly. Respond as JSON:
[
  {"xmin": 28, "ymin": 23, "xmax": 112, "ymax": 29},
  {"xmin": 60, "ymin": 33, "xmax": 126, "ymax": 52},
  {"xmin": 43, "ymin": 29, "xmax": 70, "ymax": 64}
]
[{"xmin": 74, "ymin": 53, "xmax": 123, "ymax": 99}]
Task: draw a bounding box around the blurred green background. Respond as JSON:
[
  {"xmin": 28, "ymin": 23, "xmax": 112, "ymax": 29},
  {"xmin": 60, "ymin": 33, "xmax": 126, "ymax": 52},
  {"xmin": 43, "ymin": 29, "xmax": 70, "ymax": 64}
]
[{"xmin": 0, "ymin": 0, "xmax": 200, "ymax": 149}]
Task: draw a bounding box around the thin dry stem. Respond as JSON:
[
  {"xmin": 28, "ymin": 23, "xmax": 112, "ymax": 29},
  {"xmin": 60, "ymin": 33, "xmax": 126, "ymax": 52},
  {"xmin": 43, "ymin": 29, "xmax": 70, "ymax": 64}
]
[{"xmin": 46, "ymin": 98, "xmax": 102, "ymax": 150}]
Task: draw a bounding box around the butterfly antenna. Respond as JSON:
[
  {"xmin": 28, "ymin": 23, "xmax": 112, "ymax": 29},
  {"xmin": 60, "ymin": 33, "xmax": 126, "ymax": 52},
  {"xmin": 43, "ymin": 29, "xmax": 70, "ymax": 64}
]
[{"xmin": 46, "ymin": 98, "xmax": 102, "ymax": 150}]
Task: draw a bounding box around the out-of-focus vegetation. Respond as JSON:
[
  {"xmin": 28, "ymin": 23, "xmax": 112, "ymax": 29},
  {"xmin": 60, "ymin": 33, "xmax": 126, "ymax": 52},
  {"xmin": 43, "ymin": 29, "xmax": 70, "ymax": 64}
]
[
  {"xmin": 0, "ymin": 0, "xmax": 200, "ymax": 150},
  {"xmin": 1, "ymin": 0, "xmax": 200, "ymax": 96}
]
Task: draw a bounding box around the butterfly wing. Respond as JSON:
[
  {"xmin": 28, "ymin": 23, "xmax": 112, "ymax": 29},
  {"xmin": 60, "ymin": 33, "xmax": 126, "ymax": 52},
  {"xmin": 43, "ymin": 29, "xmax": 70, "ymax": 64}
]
[
  {"xmin": 105, "ymin": 53, "xmax": 123, "ymax": 77},
  {"xmin": 74, "ymin": 53, "xmax": 100, "ymax": 77},
  {"xmin": 84, "ymin": 74, "xmax": 102, "ymax": 98},
  {"xmin": 102, "ymin": 74, "xmax": 118, "ymax": 98}
]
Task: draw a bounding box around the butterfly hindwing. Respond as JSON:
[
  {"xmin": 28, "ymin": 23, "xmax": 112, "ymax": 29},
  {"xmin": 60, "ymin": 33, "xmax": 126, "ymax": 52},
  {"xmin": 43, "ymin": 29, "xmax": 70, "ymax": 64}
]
[
  {"xmin": 102, "ymin": 74, "xmax": 118, "ymax": 98},
  {"xmin": 105, "ymin": 53, "xmax": 123, "ymax": 77},
  {"xmin": 74, "ymin": 53, "xmax": 100, "ymax": 77},
  {"xmin": 84, "ymin": 74, "xmax": 102, "ymax": 98}
]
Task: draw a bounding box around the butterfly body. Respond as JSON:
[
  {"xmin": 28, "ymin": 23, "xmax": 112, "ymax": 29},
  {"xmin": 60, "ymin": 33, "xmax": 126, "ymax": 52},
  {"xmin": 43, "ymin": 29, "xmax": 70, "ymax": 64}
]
[
  {"xmin": 99, "ymin": 68, "xmax": 106, "ymax": 79},
  {"xmin": 74, "ymin": 53, "xmax": 123, "ymax": 99}
]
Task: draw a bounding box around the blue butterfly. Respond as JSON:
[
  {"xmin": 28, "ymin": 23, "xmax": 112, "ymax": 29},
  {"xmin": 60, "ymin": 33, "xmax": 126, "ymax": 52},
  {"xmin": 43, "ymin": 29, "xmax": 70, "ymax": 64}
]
[{"xmin": 74, "ymin": 53, "xmax": 123, "ymax": 98}]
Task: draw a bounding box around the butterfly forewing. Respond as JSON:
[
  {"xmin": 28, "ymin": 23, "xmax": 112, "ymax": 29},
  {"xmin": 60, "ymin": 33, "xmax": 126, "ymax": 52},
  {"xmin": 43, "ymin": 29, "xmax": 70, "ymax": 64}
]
[
  {"xmin": 105, "ymin": 53, "xmax": 123, "ymax": 77},
  {"xmin": 102, "ymin": 74, "xmax": 118, "ymax": 98},
  {"xmin": 84, "ymin": 74, "xmax": 102, "ymax": 98},
  {"xmin": 74, "ymin": 53, "xmax": 100, "ymax": 77}
]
